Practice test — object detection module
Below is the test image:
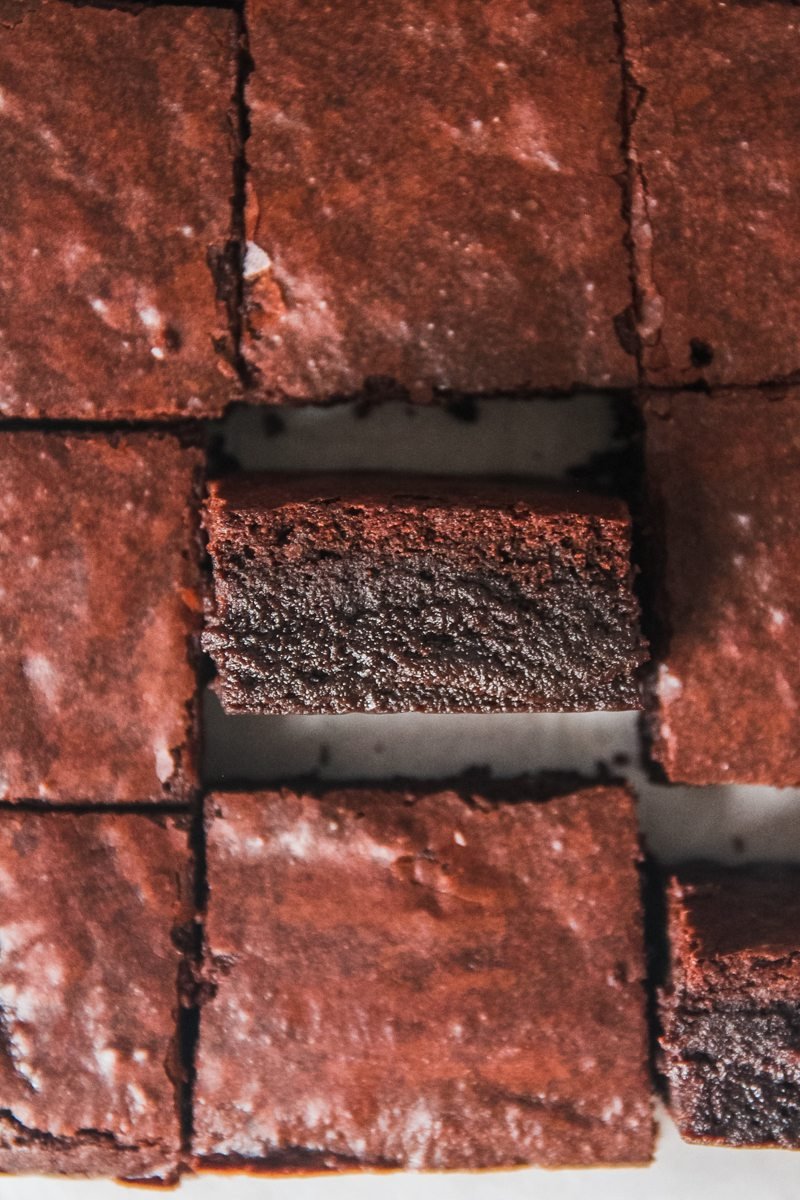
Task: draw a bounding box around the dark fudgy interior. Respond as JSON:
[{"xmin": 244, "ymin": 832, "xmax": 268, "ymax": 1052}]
[{"xmin": 205, "ymin": 486, "xmax": 646, "ymax": 714}]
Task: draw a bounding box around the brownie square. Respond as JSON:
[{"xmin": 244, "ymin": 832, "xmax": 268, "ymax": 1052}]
[
  {"xmin": 0, "ymin": 433, "xmax": 204, "ymax": 804},
  {"xmin": 660, "ymin": 866, "xmax": 800, "ymax": 1149},
  {"xmin": 0, "ymin": 0, "xmax": 237, "ymax": 419},
  {"xmin": 243, "ymin": 0, "xmax": 635, "ymax": 402},
  {"xmin": 0, "ymin": 811, "xmax": 191, "ymax": 1180},
  {"xmin": 203, "ymin": 474, "xmax": 646, "ymax": 714},
  {"xmin": 194, "ymin": 783, "xmax": 653, "ymax": 1169},
  {"xmin": 643, "ymin": 389, "xmax": 800, "ymax": 786},
  {"xmin": 624, "ymin": 0, "xmax": 800, "ymax": 387}
]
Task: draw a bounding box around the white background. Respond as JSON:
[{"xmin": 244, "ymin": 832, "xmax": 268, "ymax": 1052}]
[{"xmin": 7, "ymin": 396, "xmax": 800, "ymax": 1196}]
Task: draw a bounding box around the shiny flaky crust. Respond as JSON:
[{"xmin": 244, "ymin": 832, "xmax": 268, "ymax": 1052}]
[
  {"xmin": 643, "ymin": 389, "xmax": 800, "ymax": 786},
  {"xmin": 0, "ymin": 433, "xmax": 204, "ymax": 804},
  {"xmin": 0, "ymin": 0, "xmax": 237, "ymax": 419},
  {"xmin": 0, "ymin": 812, "xmax": 191, "ymax": 1180},
  {"xmin": 243, "ymin": 0, "xmax": 636, "ymax": 401},
  {"xmin": 195, "ymin": 785, "xmax": 654, "ymax": 1169},
  {"xmin": 625, "ymin": 0, "xmax": 800, "ymax": 387}
]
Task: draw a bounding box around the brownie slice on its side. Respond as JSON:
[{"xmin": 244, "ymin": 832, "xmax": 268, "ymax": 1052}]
[
  {"xmin": 243, "ymin": 0, "xmax": 636, "ymax": 401},
  {"xmin": 194, "ymin": 783, "xmax": 654, "ymax": 1170},
  {"xmin": 203, "ymin": 474, "xmax": 647, "ymax": 714},
  {"xmin": 623, "ymin": 0, "xmax": 800, "ymax": 387},
  {"xmin": 0, "ymin": 812, "xmax": 191, "ymax": 1181},
  {"xmin": 0, "ymin": 433, "xmax": 204, "ymax": 804},
  {"xmin": 0, "ymin": 0, "xmax": 237, "ymax": 419},
  {"xmin": 660, "ymin": 867, "xmax": 800, "ymax": 1149},
  {"xmin": 643, "ymin": 389, "xmax": 800, "ymax": 785}
]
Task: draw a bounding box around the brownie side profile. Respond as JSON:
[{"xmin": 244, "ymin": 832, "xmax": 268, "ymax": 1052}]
[
  {"xmin": 660, "ymin": 867, "xmax": 800, "ymax": 1149},
  {"xmin": 0, "ymin": 433, "xmax": 204, "ymax": 804},
  {"xmin": 0, "ymin": 0, "xmax": 237, "ymax": 419},
  {"xmin": 643, "ymin": 390, "xmax": 800, "ymax": 786},
  {"xmin": 194, "ymin": 784, "xmax": 653, "ymax": 1169},
  {"xmin": 624, "ymin": 0, "xmax": 800, "ymax": 387},
  {"xmin": 203, "ymin": 474, "xmax": 647, "ymax": 714},
  {"xmin": 0, "ymin": 812, "xmax": 191, "ymax": 1180},
  {"xmin": 243, "ymin": 0, "xmax": 635, "ymax": 402}
]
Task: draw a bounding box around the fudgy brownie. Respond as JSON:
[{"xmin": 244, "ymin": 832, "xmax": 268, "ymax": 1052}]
[
  {"xmin": 243, "ymin": 0, "xmax": 635, "ymax": 402},
  {"xmin": 643, "ymin": 390, "xmax": 800, "ymax": 786},
  {"xmin": 623, "ymin": 0, "xmax": 800, "ymax": 387},
  {"xmin": 0, "ymin": 0, "xmax": 237, "ymax": 419},
  {"xmin": 203, "ymin": 474, "xmax": 646, "ymax": 714},
  {"xmin": 0, "ymin": 433, "xmax": 204, "ymax": 804},
  {"xmin": 194, "ymin": 783, "xmax": 654, "ymax": 1169},
  {"xmin": 660, "ymin": 866, "xmax": 800, "ymax": 1149},
  {"xmin": 0, "ymin": 811, "xmax": 191, "ymax": 1180}
]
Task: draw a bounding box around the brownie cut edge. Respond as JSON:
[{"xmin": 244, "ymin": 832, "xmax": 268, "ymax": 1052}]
[
  {"xmin": 203, "ymin": 473, "xmax": 647, "ymax": 715},
  {"xmin": 660, "ymin": 866, "xmax": 800, "ymax": 1148}
]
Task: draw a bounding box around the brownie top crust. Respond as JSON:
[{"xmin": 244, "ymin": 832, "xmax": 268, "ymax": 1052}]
[
  {"xmin": 644, "ymin": 389, "xmax": 800, "ymax": 786},
  {"xmin": 666, "ymin": 867, "xmax": 800, "ymax": 1003},
  {"xmin": 243, "ymin": 0, "xmax": 635, "ymax": 401},
  {"xmin": 195, "ymin": 783, "xmax": 653, "ymax": 1169},
  {"xmin": 0, "ymin": 0, "xmax": 236, "ymax": 419},
  {"xmin": 0, "ymin": 811, "xmax": 190, "ymax": 1181},
  {"xmin": 207, "ymin": 471, "xmax": 631, "ymax": 525},
  {"xmin": 625, "ymin": 0, "xmax": 800, "ymax": 387},
  {"xmin": 0, "ymin": 433, "xmax": 203, "ymax": 804}
]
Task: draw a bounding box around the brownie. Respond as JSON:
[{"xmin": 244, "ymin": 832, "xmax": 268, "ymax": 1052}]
[
  {"xmin": 660, "ymin": 866, "xmax": 800, "ymax": 1149},
  {"xmin": 194, "ymin": 783, "xmax": 653, "ymax": 1169},
  {"xmin": 203, "ymin": 474, "xmax": 646, "ymax": 714},
  {"xmin": 0, "ymin": 811, "xmax": 190, "ymax": 1180},
  {"xmin": 242, "ymin": 0, "xmax": 635, "ymax": 402},
  {"xmin": 643, "ymin": 390, "xmax": 800, "ymax": 786},
  {"xmin": 623, "ymin": 0, "xmax": 800, "ymax": 387},
  {"xmin": 0, "ymin": 0, "xmax": 237, "ymax": 420},
  {"xmin": 0, "ymin": 433, "xmax": 204, "ymax": 804}
]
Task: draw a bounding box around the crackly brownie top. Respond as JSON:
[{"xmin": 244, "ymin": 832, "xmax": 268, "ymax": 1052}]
[
  {"xmin": 205, "ymin": 471, "xmax": 632, "ymax": 541},
  {"xmin": 0, "ymin": 0, "xmax": 236, "ymax": 419},
  {"xmin": 243, "ymin": 0, "xmax": 635, "ymax": 400},
  {"xmin": 667, "ymin": 867, "xmax": 800, "ymax": 1003},
  {"xmin": 0, "ymin": 812, "xmax": 189, "ymax": 1169},
  {"xmin": 626, "ymin": 0, "xmax": 800, "ymax": 387},
  {"xmin": 0, "ymin": 433, "xmax": 203, "ymax": 804},
  {"xmin": 644, "ymin": 389, "xmax": 800, "ymax": 786},
  {"xmin": 195, "ymin": 785, "xmax": 653, "ymax": 1168}
]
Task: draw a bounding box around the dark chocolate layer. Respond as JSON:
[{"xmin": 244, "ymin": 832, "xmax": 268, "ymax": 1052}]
[{"xmin": 195, "ymin": 783, "xmax": 653, "ymax": 1169}]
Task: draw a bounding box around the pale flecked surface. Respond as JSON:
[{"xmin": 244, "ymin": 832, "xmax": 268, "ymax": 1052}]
[
  {"xmin": 244, "ymin": 0, "xmax": 635, "ymax": 401},
  {"xmin": 0, "ymin": 812, "xmax": 189, "ymax": 1179},
  {"xmin": 644, "ymin": 390, "xmax": 800, "ymax": 786},
  {"xmin": 0, "ymin": 0, "xmax": 237, "ymax": 418},
  {"xmin": 0, "ymin": 433, "xmax": 203, "ymax": 804},
  {"xmin": 624, "ymin": 0, "xmax": 800, "ymax": 387},
  {"xmin": 194, "ymin": 785, "xmax": 653, "ymax": 1168}
]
